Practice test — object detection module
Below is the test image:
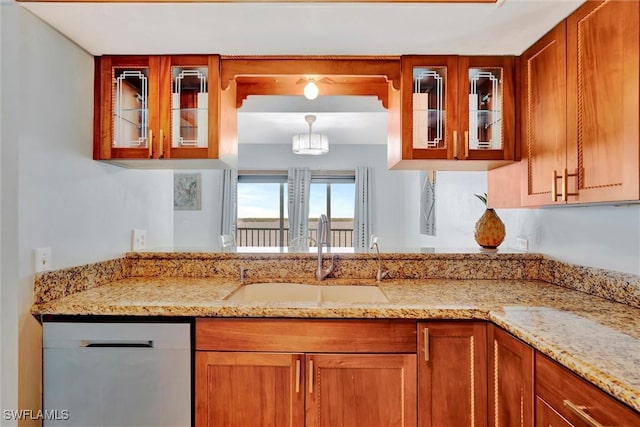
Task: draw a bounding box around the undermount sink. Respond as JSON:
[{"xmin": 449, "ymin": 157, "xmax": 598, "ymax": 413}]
[{"xmin": 225, "ymin": 282, "xmax": 389, "ymax": 304}]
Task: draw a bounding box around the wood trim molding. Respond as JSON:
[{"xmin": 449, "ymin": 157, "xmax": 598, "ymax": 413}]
[{"xmin": 221, "ymin": 56, "xmax": 402, "ymax": 92}]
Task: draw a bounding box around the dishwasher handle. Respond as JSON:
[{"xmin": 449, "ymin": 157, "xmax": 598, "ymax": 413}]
[{"xmin": 81, "ymin": 340, "xmax": 154, "ymax": 348}]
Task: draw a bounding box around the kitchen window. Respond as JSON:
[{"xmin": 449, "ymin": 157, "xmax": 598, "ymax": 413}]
[{"xmin": 237, "ymin": 171, "xmax": 355, "ymax": 247}]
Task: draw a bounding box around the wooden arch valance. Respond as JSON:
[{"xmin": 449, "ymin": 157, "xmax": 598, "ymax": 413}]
[{"xmin": 220, "ymin": 56, "xmax": 401, "ymax": 109}]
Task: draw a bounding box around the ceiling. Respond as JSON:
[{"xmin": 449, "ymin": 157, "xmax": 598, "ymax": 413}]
[{"xmin": 19, "ymin": 0, "xmax": 585, "ymax": 146}]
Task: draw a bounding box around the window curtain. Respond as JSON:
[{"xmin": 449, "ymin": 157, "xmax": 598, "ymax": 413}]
[
  {"xmin": 219, "ymin": 168, "xmax": 238, "ymax": 243},
  {"xmin": 353, "ymin": 166, "xmax": 373, "ymax": 250},
  {"xmin": 287, "ymin": 167, "xmax": 311, "ymax": 245},
  {"xmin": 420, "ymin": 170, "xmax": 436, "ymax": 236}
]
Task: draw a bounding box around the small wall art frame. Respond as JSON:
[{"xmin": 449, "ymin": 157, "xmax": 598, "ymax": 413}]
[{"xmin": 174, "ymin": 173, "xmax": 202, "ymax": 210}]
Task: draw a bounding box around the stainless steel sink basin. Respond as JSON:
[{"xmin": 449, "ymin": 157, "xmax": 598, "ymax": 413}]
[{"xmin": 225, "ymin": 283, "xmax": 389, "ymax": 304}]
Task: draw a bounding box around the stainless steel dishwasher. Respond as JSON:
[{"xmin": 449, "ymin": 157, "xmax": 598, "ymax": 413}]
[{"xmin": 43, "ymin": 321, "xmax": 191, "ymax": 427}]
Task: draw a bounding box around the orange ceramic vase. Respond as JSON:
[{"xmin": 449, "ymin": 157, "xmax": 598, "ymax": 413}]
[{"xmin": 474, "ymin": 208, "xmax": 505, "ymax": 249}]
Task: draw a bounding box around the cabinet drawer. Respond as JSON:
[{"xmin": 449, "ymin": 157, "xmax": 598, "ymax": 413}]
[
  {"xmin": 535, "ymin": 354, "xmax": 639, "ymax": 426},
  {"xmin": 196, "ymin": 319, "xmax": 417, "ymax": 353}
]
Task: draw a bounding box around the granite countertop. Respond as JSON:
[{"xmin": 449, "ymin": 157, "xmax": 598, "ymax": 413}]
[{"xmin": 32, "ymin": 276, "xmax": 640, "ymax": 412}]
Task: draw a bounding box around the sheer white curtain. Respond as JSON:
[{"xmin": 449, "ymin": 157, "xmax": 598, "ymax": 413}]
[
  {"xmin": 353, "ymin": 166, "xmax": 373, "ymax": 250},
  {"xmin": 287, "ymin": 167, "xmax": 311, "ymax": 245},
  {"xmin": 219, "ymin": 169, "xmax": 238, "ymax": 243},
  {"xmin": 420, "ymin": 170, "xmax": 436, "ymax": 236}
]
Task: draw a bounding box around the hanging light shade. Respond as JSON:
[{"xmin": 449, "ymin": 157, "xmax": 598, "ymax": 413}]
[{"xmin": 292, "ymin": 114, "xmax": 329, "ymax": 155}]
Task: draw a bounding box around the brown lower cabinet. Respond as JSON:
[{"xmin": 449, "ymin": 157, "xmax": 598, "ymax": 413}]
[
  {"xmin": 195, "ymin": 319, "xmax": 639, "ymax": 427},
  {"xmin": 195, "ymin": 318, "xmax": 417, "ymax": 427},
  {"xmin": 488, "ymin": 324, "xmax": 534, "ymax": 427},
  {"xmin": 417, "ymin": 321, "xmax": 488, "ymax": 427}
]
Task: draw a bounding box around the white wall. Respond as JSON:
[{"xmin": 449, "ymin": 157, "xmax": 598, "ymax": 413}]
[
  {"xmin": 499, "ymin": 205, "xmax": 640, "ymax": 275},
  {"xmin": 1, "ymin": 4, "xmax": 174, "ymax": 423},
  {"xmin": 174, "ymin": 170, "xmax": 223, "ymax": 249}
]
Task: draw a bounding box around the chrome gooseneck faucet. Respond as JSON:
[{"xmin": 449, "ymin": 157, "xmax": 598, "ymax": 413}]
[
  {"xmin": 315, "ymin": 214, "xmax": 335, "ymax": 281},
  {"xmin": 370, "ymin": 236, "xmax": 389, "ymax": 282}
]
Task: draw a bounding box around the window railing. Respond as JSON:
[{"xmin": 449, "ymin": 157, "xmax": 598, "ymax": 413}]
[{"xmin": 237, "ymin": 227, "xmax": 353, "ymax": 248}]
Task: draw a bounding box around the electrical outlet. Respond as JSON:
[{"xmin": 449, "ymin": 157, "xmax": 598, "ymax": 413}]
[
  {"xmin": 515, "ymin": 237, "xmax": 529, "ymax": 251},
  {"xmin": 132, "ymin": 229, "xmax": 147, "ymax": 251},
  {"xmin": 35, "ymin": 247, "xmax": 52, "ymax": 273}
]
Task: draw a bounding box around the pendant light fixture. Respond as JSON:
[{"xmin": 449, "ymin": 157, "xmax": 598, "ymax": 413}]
[{"xmin": 292, "ymin": 115, "xmax": 329, "ymax": 155}]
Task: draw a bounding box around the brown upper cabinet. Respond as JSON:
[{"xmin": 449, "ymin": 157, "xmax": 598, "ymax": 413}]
[
  {"xmin": 563, "ymin": 0, "xmax": 639, "ymax": 204},
  {"xmin": 94, "ymin": 54, "xmax": 237, "ymax": 168},
  {"xmin": 491, "ymin": 0, "xmax": 640, "ymax": 207},
  {"xmin": 389, "ymin": 55, "xmax": 516, "ymax": 171}
]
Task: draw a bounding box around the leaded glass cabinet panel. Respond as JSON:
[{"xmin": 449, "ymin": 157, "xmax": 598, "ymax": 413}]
[
  {"xmin": 468, "ymin": 67, "xmax": 502, "ymax": 150},
  {"xmin": 113, "ymin": 67, "xmax": 150, "ymax": 149},
  {"xmin": 412, "ymin": 66, "xmax": 447, "ymax": 150},
  {"xmin": 171, "ymin": 66, "xmax": 209, "ymax": 149}
]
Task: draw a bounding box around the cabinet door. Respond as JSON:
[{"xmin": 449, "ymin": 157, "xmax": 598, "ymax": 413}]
[
  {"xmin": 535, "ymin": 397, "xmax": 575, "ymax": 427},
  {"xmin": 159, "ymin": 55, "xmax": 221, "ymax": 160},
  {"xmin": 401, "ymin": 56, "xmax": 459, "ymax": 161},
  {"xmin": 306, "ymin": 353, "xmax": 416, "ymax": 427},
  {"xmin": 195, "ymin": 351, "xmax": 304, "ymax": 427},
  {"xmin": 417, "ymin": 322, "xmax": 487, "ymax": 427},
  {"xmin": 95, "ymin": 56, "xmax": 161, "ymax": 160},
  {"xmin": 459, "ymin": 56, "xmax": 516, "ymax": 162},
  {"xmin": 520, "ymin": 22, "xmax": 568, "ymax": 206},
  {"xmin": 566, "ymin": 0, "xmax": 640, "ymax": 203},
  {"xmin": 488, "ymin": 325, "xmax": 534, "ymax": 427}
]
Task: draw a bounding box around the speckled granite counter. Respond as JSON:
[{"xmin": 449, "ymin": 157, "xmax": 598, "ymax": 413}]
[{"xmin": 30, "ymin": 252, "xmax": 640, "ymax": 413}]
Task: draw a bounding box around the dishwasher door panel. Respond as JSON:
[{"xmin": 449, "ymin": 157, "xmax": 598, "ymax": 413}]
[{"xmin": 43, "ymin": 322, "xmax": 190, "ymax": 427}]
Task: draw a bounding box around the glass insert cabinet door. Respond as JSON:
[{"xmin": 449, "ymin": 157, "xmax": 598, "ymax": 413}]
[
  {"xmin": 403, "ymin": 56, "xmax": 458, "ymax": 160},
  {"xmin": 460, "ymin": 56, "xmax": 515, "ymax": 161},
  {"xmin": 96, "ymin": 56, "xmax": 161, "ymax": 160}
]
